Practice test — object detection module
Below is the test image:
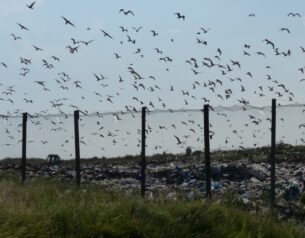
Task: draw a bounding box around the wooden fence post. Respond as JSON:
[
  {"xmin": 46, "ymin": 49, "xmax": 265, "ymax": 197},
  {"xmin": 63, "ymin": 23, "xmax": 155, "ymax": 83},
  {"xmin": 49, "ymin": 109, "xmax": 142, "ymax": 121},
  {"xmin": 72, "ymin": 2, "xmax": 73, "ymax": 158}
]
[
  {"xmin": 141, "ymin": 106, "xmax": 146, "ymax": 198},
  {"xmin": 204, "ymin": 105, "xmax": 212, "ymax": 197},
  {"xmin": 74, "ymin": 110, "xmax": 81, "ymax": 186},
  {"xmin": 270, "ymin": 99, "xmax": 276, "ymax": 210},
  {"xmin": 21, "ymin": 112, "xmax": 27, "ymax": 184}
]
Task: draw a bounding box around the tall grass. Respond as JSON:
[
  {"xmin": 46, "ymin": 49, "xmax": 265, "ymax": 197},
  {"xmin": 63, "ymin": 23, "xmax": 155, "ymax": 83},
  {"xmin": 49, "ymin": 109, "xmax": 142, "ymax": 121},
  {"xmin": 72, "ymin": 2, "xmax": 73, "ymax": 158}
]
[{"xmin": 0, "ymin": 175, "xmax": 304, "ymax": 238}]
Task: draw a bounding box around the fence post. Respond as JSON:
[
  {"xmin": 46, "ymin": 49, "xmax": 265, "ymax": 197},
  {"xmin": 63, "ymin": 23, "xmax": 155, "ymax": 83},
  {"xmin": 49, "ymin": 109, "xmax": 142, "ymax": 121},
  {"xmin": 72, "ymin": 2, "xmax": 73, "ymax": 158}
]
[
  {"xmin": 74, "ymin": 110, "xmax": 81, "ymax": 186},
  {"xmin": 204, "ymin": 105, "xmax": 212, "ymax": 197},
  {"xmin": 141, "ymin": 106, "xmax": 146, "ymax": 198},
  {"xmin": 270, "ymin": 99, "xmax": 276, "ymax": 210},
  {"xmin": 21, "ymin": 112, "xmax": 27, "ymax": 184}
]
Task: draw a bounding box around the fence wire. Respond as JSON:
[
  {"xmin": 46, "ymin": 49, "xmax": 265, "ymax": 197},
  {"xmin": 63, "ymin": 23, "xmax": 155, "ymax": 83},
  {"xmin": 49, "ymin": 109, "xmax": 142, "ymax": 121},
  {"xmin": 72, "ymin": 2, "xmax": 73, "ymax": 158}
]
[{"xmin": 0, "ymin": 103, "xmax": 304, "ymax": 160}]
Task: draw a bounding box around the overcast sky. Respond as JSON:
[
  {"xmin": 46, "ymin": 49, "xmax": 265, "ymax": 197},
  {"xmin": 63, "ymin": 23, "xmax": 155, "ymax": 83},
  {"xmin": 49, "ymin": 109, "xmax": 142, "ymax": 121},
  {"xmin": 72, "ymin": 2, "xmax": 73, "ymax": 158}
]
[
  {"xmin": 1, "ymin": 1, "xmax": 305, "ymax": 158},
  {"xmin": 0, "ymin": 0, "xmax": 305, "ymax": 116}
]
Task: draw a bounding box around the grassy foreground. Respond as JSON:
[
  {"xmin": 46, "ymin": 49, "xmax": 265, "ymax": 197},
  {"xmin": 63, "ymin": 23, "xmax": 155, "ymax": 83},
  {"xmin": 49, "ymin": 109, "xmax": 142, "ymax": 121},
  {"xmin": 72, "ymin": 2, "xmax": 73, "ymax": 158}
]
[{"xmin": 0, "ymin": 176, "xmax": 304, "ymax": 238}]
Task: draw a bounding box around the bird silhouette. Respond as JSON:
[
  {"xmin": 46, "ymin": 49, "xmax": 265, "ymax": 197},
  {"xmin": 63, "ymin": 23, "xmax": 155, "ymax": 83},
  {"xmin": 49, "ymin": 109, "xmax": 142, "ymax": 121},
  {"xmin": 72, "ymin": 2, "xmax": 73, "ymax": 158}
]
[
  {"xmin": 119, "ymin": 26, "xmax": 128, "ymax": 32},
  {"xmin": 80, "ymin": 40, "xmax": 94, "ymax": 46},
  {"xmin": 174, "ymin": 135, "xmax": 185, "ymax": 145},
  {"xmin": 51, "ymin": 56, "xmax": 60, "ymax": 61},
  {"xmin": 26, "ymin": 1, "xmax": 36, "ymax": 9},
  {"xmin": 0, "ymin": 62, "xmax": 7, "ymax": 68},
  {"xmin": 61, "ymin": 16, "xmax": 75, "ymax": 27},
  {"xmin": 119, "ymin": 9, "xmax": 134, "ymax": 16},
  {"xmin": 17, "ymin": 23, "xmax": 29, "ymax": 31},
  {"xmin": 132, "ymin": 26, "xmax": 143, "ymax": 32},
  {"xmin": 100, "ymin": 29, "xmax": 113, "ymax": 39},
  {"xmin": 151, "ymin": 30, "xmax": 158, "ymax": 37},
  {"xmin": 174, "ymin": 12, "xmax": 185, "ymax": 20},
  {"xmin": 287, "ymin": 12, "xmax": 301, "ymax": 17},
  {"xmin": 279, "ymin": 27, "xmax": 290, "ymax": 34},
  {"xmin": 200, "ymin": 27, "xmax": 210, "ymax": 33},
  {"xmin": 10, "ymin": 34, "xmax": 22, "ymax": 40},
  {"xmin": 32, "ymin": 45, "xmax": 43, "ymax": 51}
]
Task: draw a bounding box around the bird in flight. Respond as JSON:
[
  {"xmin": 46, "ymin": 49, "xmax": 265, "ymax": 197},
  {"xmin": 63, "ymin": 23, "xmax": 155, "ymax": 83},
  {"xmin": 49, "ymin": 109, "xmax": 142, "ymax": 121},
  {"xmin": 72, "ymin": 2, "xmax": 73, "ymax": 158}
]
[
  {"xmin": 66, "ymin": 45, "xmax": 79, "ymax": 54},
  {"xmin": 287, "ymin": 12, "xmax": 301, "ymax": 17},
  {"xmin": 61, "ymin": 16, "xmax": 75, "ymax": 27},
  {"xmin": 0, "ymin": 62, "xmax": 7, "ymax": 68},
  {"xmin": 174, "ymin": 135, "xmax": 185, "ymax": 145},
  {"xmin": 119, "ymin": 9, "xmax": 134, "ymax": 16},
  {"xmin": 26, "ymin": 1, "xmax": 36, "ymax": 9},
  {"xmin": 299, "ymin": 123, "xmax": 305, "ymax": 129},
  {"xmin": 100, "ymin": 29, "xmax": 113, "ymax": 39},
  {"xmin": 80, "ymin": 40, "xmax": 94, "ymax": 46},
  {"xmin": 132, "ymin": 26, "xmax": 143, "ymax": 33},
  {"xmin": 174, "ymin": 12, "xmax": 185, "ymax": 20},
  {"xmin": 93, "ymin": 73, "xmax": 107, "ymax": 81},
  {"xmin": 51, "ymin": 56, "xmax": 60, "ymax": 61},
  {"xmin": 248, "ymin": 13, "xmax": 256, "ymax": 17},
  {"xmin": 34, "ymin": 81, "xmax": 46, "ymax": 87},
  {"xmin": 10, "ymin": 34, "xmax": 22, "ymax": 40},
  {"xmin": 17, "ymin": 23, "xmax": 29, "ymax": 31},
  {"xmin": 199, "ymin": 27, "xmax": 210, "ymax": 33},
  {"xmin": 151, "ymin": 30, "xmax": 158, "ymax": 37},
  {"xmin": 32, "ymin": 45, "xmax": 43, "ymax": 51},
  {"xmin": 279, "ymin": 27, "xmax": 290, "ymax": 34}
]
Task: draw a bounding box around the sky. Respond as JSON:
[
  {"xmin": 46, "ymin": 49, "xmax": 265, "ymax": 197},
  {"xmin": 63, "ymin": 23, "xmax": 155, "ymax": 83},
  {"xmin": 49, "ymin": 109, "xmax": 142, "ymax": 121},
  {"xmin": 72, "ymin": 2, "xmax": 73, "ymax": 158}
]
[
  {"xmin": 0, "ymin": 0, "xmax": 305, "ymax": 158},
  {"xmin": 0, "ymin": 0, "xmax": 305, "ymax": 115}
]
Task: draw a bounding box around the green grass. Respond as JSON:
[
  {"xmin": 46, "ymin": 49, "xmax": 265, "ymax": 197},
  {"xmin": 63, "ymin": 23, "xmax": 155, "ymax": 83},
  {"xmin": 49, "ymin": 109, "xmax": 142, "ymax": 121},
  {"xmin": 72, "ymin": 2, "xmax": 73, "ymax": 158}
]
[{"xmin": 0, "ymin": 176, "xmax": 304, "ymax": 237}]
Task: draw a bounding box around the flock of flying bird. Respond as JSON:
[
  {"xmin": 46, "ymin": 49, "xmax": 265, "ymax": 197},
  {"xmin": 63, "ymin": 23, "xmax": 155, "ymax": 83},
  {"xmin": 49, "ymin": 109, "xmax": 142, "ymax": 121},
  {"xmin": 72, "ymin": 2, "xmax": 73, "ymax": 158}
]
[{"xmin": 0, "ymin": 1, "xmax": 305, "ymax": 157}]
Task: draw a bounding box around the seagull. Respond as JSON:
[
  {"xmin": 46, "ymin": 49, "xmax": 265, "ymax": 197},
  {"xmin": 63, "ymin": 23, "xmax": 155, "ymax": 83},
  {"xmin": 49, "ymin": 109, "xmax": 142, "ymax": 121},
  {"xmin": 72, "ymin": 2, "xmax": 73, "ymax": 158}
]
[
  {"xmin": 174, "ymin": 12, "xmax": 185, "ymax": 20},
  {"xmin": 299, "ymin": 124, "xmax": 305, "ymax": 129},
  {"xmin": 279, "ymin": 28, "xmax": 290, "ymax": 34},
  {"xmin": 17, "ymin": 23, "xmax": 29, "ymax": 31},
  {"xmin": 61, "ymin": 16, "xmax": 75, "ymax": 27},
  {"xmin": 51, "ymin": 56, "xmax": 60, "ymax": 61},
  {"xmin": 66, "ymin": 45, "xmax": 79, "ymax": 53},
  {"xmin": 231, "ymin": 60, "xmax": 241, "ymax": 69},
  {"xmin": 119, "ymin": 26, "xmax": 128, "ymax": 32},
  {"xmin": 217, "ymin": 48, "xmax": 222, "ymax": 56},
  {"xmin": 174, "ymin": 135, "xmax": 184, "ymax": 145},
  {"xmin": 80, "ymin": 40, "xmax": 94, "ymax": 46},
  {"xmin": 151, "ymin": 30, "xmax": 158, "ymax": 37},
  {"xmin": 114, "ymin": 53, "xmax": 121, "ymax": 59},
  {"xmin": 256, "ymin": 51, "xmax": 266, "ymax": 57},
  {"xmin": 32, "ymin": 45, "xmax": 43, "ymax": 51},
  {"xmin": 132, "ymin": 26, "xmax": 143, "ymax": 32},
  {"xmin": 34, "ymin": 81, "xmax": 46, "ymax": 87},
  {"xmin": 93, "ymin": 73, "xmax": 107, "ymax": 81},
  {"xmin": 70, "ymin": 38, "xmax": 79, "ymax": 44},
  {"xmin": 119, "ymin": 9, "xmax": 134, "ymax": 16},
  {"xmin": 26, "ymin": 1, "xmax": 36, "ymax": 9},
  {"xmin": 287, "ymin": 12, "xmax": 301, "ymax": 17},
  {"xmin": 248, "ymin": 13, "xmax": 256, "ymax": 17},
  {"xmin": 191, "ymin": 68, "xmax": 200, "ymax": 75},
  {"xmin": 199, "ymin": 27, "xmax": 210, "ymax": 33},
  {"xmin": 246, "ymin": 72, "xmax": 253, "ymax": 78},
  {"xmin": 100, "ymin": 29, "xmax": 113, "ymax": 39},
  {"xmin": 10, "ymin": 34, "xmax": 22, "ymax": 40},
  {"xmin": 0, "ymin": 62, "xmax": 7, "ymax": 68}
]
